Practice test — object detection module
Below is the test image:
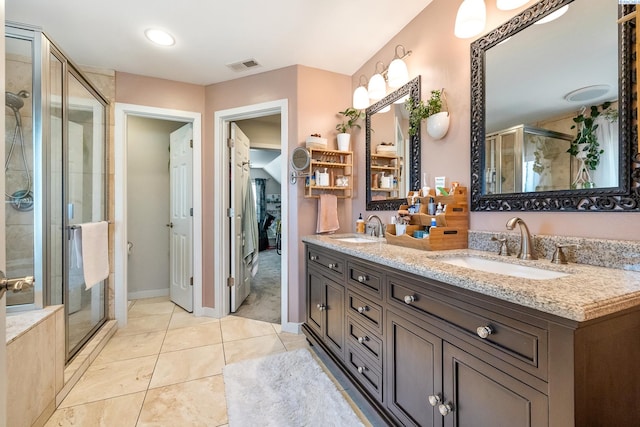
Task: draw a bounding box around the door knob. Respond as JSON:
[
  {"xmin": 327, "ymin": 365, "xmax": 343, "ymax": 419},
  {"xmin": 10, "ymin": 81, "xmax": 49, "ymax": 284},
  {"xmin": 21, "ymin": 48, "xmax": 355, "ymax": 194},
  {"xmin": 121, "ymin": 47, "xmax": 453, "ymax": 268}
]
[
  {"xmin": 166, "ymin": 222, "xmax": 174, "ymax": 228},
  {"xmin": 428, "ymin": 394, "xmax": 442, "ymax": 406},
  {"xmin": 404, "ymin": 295, "xmax": 416, "ymax": 304},
  {"xmin": 357, "ymin": 336, "xmax": 369, "ymax": 344},
  {"xmin": 357, "ymin": 275, "xmax": 368, "ymax": 283},
  {"xmin": 438, "ymin": 403, "xmax": 454, "ymax": 416}
]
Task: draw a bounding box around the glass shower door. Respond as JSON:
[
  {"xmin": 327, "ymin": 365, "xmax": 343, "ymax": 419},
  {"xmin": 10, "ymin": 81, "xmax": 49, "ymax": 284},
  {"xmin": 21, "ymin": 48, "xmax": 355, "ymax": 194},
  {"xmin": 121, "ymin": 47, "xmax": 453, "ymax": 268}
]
[{"xmin": 66, "ymin": 71, "xmax": 107, "ymax": 356}]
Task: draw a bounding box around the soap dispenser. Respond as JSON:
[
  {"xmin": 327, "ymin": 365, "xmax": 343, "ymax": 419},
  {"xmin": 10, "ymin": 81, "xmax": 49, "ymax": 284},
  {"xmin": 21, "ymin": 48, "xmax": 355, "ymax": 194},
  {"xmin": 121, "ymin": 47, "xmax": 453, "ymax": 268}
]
[{"xmin": 356, "ymin": 213, "xmax": 365, "ymax": 234}]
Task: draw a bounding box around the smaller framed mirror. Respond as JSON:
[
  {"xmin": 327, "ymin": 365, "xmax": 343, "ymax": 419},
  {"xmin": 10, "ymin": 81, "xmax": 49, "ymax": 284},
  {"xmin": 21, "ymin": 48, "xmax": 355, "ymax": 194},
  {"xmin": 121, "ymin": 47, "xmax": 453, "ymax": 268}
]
[{"xmin": 366, "ymin": 76, "xmax": 421, "ymax": 211}]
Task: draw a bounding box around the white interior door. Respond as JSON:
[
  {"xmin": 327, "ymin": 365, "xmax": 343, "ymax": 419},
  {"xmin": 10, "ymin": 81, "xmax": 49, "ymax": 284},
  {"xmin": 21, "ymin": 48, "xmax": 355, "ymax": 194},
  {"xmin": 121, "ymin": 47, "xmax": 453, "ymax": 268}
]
[
  {"xmin": 169, "ymin": 123, "xmax": 193, "ymax": 312},
  {"xmin": 230, "ymin": 123, "xmax": 252, "ymax": 311}
]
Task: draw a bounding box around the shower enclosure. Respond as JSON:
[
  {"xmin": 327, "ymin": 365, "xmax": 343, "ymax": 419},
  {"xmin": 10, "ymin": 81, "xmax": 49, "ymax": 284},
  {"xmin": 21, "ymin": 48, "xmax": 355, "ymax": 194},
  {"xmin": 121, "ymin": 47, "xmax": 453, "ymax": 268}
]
[{"xmin": 5, "ymin": 22, "xmax": 108, "ymax": 360}]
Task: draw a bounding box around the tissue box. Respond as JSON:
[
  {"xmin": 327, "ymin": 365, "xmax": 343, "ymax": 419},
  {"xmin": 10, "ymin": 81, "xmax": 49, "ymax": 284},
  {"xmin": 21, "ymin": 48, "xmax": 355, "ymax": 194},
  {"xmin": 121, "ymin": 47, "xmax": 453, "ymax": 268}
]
[{"xmin": 305, "ymin": 136, "xmax": 327, "ymax": 149}]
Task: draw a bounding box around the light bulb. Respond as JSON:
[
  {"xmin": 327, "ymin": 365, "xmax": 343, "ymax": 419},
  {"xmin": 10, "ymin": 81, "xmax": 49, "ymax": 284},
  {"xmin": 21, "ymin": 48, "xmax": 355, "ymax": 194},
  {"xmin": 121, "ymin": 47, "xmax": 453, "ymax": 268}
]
[{"xmin": 454, "ymin": 0, "xmax": 486, "ymax": 39}]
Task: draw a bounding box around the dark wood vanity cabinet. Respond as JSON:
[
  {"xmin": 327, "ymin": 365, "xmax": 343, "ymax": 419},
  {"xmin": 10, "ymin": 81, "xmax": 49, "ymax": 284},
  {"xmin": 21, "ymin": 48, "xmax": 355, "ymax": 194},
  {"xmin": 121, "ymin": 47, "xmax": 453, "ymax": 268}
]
[
  {"xmin": 306, "ymin": 264, "xmax": 345, "ymax": 360},
  {"xmin": 302, "ymin": 243, "xmax": 640, "ymax": 427}
]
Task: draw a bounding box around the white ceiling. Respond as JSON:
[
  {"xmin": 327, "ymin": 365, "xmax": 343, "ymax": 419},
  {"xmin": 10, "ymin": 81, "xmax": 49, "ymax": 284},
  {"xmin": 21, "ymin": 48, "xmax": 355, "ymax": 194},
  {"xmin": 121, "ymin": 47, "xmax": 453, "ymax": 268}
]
[{"xmin": 6, "ymin": 0, "xmax": 433, "ymax": 85}]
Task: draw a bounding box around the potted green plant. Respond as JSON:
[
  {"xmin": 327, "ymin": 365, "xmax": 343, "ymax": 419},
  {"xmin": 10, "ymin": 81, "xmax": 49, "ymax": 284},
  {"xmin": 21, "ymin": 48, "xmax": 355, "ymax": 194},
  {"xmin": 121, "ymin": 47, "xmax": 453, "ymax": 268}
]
[
  {"xmin": 567, "ymin": 101, "xmax": 611, "ymax": 188},
  {"xmin": 335, "ymin": 107, "xmax": 363, "ymax": 151},
  {"xmin": 405, "ymin": 89, "xmax": 450, "ymax": 139}
]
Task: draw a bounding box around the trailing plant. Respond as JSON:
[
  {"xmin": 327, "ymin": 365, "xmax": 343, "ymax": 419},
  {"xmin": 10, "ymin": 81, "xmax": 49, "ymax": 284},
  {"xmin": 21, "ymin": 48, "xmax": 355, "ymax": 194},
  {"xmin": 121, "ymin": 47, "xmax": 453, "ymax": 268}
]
[
  {"xmin": 335, "ymin": 108, "xmax": 363, "ymax": 134},
  {"xmin": 567, "ymin": 101, "xmax": 612, "ymax": 171},
  {"xmin": 405, "ymin": 89, "xmax": 446, "ymax": 136}
]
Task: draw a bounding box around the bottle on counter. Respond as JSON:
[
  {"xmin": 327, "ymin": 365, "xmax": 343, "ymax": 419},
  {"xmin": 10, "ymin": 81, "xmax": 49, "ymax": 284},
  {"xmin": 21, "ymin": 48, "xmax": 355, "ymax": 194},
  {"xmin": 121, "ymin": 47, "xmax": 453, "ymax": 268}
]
[
  {"xmin": 356, "ymin": 213, "xmax": 365, "ymax": 234},
  {"xmin": 428, "ymin": 197, "xmax": 436, "ymax": 215}
]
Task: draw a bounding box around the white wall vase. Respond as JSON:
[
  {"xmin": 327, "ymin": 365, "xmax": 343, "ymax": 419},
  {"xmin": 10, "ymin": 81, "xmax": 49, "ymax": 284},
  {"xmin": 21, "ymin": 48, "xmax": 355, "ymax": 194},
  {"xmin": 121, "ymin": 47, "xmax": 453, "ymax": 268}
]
[
  {"xmin": 337, "ymin": 133, "xmax": 351, "ymax": 151},
  {"xmin": 426, "ymin": 111, "xmax": 450, "ymax": 140}
]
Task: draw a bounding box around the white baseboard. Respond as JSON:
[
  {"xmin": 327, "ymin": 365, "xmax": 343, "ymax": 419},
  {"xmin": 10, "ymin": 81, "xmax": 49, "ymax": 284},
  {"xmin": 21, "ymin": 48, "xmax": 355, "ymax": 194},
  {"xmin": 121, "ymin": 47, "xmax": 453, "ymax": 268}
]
[
  {"xmin": 128, "ymin": 289, "xmax": 169, "ymax": 300},
  {"xmin": 281, "ymin": 322, "xmax": 302, "ymax": 334}
]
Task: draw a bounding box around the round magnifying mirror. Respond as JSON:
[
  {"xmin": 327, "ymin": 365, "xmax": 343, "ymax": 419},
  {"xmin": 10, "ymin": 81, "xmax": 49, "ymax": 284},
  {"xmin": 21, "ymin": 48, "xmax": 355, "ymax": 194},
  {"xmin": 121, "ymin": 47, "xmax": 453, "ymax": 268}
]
[{"xmin": 291, "ymin": 147, "xmax": 311, "ymax": 171}]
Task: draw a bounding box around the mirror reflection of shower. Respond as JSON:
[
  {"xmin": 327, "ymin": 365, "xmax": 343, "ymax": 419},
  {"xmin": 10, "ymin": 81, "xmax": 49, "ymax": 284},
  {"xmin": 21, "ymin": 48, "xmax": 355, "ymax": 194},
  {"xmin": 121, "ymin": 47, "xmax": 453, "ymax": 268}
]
[{"xmin": 5, "ymin": 89, "xmax": 33, "ymax": 211}]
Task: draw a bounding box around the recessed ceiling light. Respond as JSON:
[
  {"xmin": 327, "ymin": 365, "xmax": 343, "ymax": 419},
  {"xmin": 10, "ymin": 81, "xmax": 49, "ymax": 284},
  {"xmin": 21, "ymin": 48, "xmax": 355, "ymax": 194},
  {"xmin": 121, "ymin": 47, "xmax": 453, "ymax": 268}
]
[
  {"xmin": 534, "ymin": 5, "xmax": 569, "ymax": 25},
  {"xmin": 564, "ymin": 85, "xmax": 611, "ymax": 103},
  {"xmin": 144, "ymin": 28, "xmax": 175, "ymax": 46}
]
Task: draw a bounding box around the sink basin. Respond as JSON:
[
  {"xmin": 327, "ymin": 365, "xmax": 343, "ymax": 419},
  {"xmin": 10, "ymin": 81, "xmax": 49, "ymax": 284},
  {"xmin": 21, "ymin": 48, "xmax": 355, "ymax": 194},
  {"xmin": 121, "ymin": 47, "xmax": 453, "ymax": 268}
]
[
  {"xmin": 439, "ymin": 256, "xmax": 569, "ymax": 280},
  {"xmin": 331, "ymin": 235, "xmax": 380, "ymax": 243}
]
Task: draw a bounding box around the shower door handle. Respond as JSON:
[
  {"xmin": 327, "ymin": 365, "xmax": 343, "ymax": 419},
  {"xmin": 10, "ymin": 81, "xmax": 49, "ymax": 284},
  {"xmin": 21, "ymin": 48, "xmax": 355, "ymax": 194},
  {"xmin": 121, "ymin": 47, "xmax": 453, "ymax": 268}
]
[{"xmin": 0, "ymin": 270, "xmax": 35, "ymax": 293}]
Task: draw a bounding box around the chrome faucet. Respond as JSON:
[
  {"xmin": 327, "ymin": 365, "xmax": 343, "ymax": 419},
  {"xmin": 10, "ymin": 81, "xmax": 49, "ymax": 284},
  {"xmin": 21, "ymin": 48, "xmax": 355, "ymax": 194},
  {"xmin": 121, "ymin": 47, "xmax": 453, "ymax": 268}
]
[
  {"xmin": 366, "ymin": 214, "xmax": 385, "ymax": 237},
  {"xmin": 505, "ymin": 217, "xmax": 537, "ymax": 260}
]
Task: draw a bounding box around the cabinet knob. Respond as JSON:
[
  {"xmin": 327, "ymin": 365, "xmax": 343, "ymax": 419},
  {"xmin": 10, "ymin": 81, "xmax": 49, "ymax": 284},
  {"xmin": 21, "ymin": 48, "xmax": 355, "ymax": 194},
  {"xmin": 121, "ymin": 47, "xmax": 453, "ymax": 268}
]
[
  {"xmin": 438, "ymin": 403, "xmax": 454, "ymax": 416},
  {"xmin": 357, "ymin": 275, "xmax": 368, "ymax": 283},
  {"xmin": 476, "ymin": 325, "xmax": 493, "ymax": 339},
  {"xmin": 357, "ymin": 336, "xmax": 369, "ymax": 344},
  {"xmin": 328, "ymin": 263, "xmax": 337, "ymax": 269},
  {"xmin": 357, "ymin": 366, "xmax": 367, "ymax": 374},
  {"xmin": 310, "ymin": 255, "xmax": 318, "ymax": 261},
  {"xmin": 317, "ymin": 304, "xmax": 326, "ymax": 311},
  {"xmin": 404, "ymin": 295, "xmax": 416, "ymax": 304},
  {"xmin": 428, "ymin": 394, "xmax": 442, "ymax": 407},
  {"xmin": 357, "ymin": 306, "xmax": 369, "ymax": 314}
]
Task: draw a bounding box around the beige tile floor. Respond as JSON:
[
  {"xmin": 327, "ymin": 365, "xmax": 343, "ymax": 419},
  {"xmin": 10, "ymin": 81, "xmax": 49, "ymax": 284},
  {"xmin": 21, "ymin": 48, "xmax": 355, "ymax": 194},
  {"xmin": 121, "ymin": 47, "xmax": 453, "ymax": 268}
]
[{"xmin": 45, "ymin": 296, "xmax": 371, "ymax": 426}]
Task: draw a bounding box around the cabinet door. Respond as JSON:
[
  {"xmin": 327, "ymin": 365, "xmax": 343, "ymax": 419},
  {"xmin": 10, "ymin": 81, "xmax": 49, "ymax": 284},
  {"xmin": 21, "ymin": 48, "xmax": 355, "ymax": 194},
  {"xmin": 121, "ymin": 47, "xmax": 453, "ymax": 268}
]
[
  {"xmin": 386, "ymin": 312, "xmax": 443, "ymax": 427},
  {"xmin": 325, "ymin": 278, "xmax": 345, "ymax": 358},
  {"xmin": 307, "ymin": 268, "xmax": 324, "ymax": 338},
  {"xmin": 442, "ymin": 343, "xmax": 548, "ymax": 427}
]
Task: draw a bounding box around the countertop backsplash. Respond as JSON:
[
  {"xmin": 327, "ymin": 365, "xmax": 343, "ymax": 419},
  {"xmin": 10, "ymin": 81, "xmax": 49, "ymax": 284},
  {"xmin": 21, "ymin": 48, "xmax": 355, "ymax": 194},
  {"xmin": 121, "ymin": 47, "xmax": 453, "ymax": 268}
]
[{"xmin": 468, "ymin": 230, "xmax": 640, "ymax": 272}]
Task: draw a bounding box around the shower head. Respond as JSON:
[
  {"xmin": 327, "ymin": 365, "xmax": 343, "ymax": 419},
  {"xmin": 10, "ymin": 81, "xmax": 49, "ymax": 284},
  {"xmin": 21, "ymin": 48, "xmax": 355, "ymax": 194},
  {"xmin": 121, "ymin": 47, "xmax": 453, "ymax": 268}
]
[{"xmin": 6, "ymin": 90, "xmax": 30, "ymax": 111}]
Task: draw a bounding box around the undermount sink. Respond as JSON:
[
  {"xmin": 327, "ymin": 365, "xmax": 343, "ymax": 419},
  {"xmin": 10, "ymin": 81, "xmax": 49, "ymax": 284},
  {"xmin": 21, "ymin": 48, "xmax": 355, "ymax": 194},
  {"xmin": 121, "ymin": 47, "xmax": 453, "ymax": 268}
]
[
  {"xmin": 439, "ymin": 256, "xmax": 569, "ymax": 280},
  {"xmin": 330, "ymin": 235, "xmax": 380, "ymax": 243}
]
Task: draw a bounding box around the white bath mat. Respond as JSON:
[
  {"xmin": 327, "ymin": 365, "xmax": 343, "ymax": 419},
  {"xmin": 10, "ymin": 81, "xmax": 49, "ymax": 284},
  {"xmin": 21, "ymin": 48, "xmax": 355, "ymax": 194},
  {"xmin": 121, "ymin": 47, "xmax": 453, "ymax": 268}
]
[{"xmin": 223, "ymin": 348, "xmax": 365, "ymax": 427}]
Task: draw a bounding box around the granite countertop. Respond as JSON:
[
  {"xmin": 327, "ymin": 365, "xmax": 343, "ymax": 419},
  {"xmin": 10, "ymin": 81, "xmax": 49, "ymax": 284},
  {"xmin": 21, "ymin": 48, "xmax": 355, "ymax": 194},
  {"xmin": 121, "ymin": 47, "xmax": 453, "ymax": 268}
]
[{"xmin": 302, "ymin": 234, "xmax": 640, "ymax": 322}]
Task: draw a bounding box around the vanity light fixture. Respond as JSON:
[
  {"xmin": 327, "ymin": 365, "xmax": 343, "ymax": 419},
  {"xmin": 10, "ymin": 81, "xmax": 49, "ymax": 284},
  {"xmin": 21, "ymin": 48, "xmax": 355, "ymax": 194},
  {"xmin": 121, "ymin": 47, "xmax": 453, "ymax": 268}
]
[
  {"xmin": 496, "ymin": 0, "xmax": 530, "ymax": 10},
  {"xmin": 353, "ymin": 75, "xmax": 370, "ymax": 109},
  {"xmin": 534, "ymin": 5, "xmax": 569, "ymax": 25},
  {"xmin": 454, "ymin": 0, "xmax": 486, "ymax": 39},
  {"xmin": 144, "ymin": 28, "xmax": 175, "ymax": 46},
  {"xmin": 387, "ymin": 45, "xmax": 412, "ymax": 88},
  {"xmin": 368, "ymin": 62, "xmax": 387, "ymax": 101}
]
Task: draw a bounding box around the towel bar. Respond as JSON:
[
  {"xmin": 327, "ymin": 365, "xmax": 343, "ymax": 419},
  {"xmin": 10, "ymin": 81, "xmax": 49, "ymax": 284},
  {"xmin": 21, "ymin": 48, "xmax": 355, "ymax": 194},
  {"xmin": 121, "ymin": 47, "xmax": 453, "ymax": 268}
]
[{"xmin": 67, "ymin": 221, "xmax": 112, "ymax": 230}]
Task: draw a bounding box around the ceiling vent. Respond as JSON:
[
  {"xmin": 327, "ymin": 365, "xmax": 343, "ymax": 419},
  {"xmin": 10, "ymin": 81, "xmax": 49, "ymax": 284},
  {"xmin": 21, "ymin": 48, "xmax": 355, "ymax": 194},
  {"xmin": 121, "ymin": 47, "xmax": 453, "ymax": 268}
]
[{"xmin": 227, "ymin": 58, "xmax": 261, "ymax": 72}]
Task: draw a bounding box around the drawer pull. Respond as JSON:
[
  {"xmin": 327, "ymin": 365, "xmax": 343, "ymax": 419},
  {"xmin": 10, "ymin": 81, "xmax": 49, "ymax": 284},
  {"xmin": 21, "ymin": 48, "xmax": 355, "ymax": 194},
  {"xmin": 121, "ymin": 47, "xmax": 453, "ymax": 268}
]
[
  {"xmin": 476, "ymin": 325, "xmax": 493, "ymax": 339},
  {"xmin": 310, "ymin": 255, "xmax": 318, "ymax": 261},
  {"xmin": 357, "ymin": 336, "xmax": 369, "ymax": 344},
  {"xmin": 428, "ymin": 394, "xmax": 442, "ymax": 406},
  {"xmin": 357, "ymin": 366, "xmax": 367, "ymax": 374},
  {"xmin": 438, "ymin": 403, "xmax": 454, "ymax": 416},
  {"xmin": 317, "ymin": 303, "xmax": 326, "ymax": 311},
  {"xmin": 357, "ymin": 275, "xmax": 368, "ymax": 283},
  {"xmin": 357, "ymin": 306, "xmax": 369, "ymax": 314},
  {"xmin": 328, "ymin": 263, "xmax": 337, "ymax": 269},
  {"xmin": 404, "ymin": 295, "xmax": 416, "ymax": 304}
]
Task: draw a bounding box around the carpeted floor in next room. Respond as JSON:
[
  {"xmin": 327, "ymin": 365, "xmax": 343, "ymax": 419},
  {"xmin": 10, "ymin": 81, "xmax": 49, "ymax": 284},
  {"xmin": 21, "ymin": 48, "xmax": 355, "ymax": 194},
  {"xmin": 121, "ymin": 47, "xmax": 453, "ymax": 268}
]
[{"xmin": 233, "ymin": 248, "xmax": 281, "ymax": 324}]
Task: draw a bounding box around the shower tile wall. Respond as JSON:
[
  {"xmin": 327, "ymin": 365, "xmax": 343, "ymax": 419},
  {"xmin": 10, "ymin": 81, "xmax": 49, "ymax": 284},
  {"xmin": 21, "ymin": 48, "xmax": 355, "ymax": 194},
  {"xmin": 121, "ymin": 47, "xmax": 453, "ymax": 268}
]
[{"xmin": 5, "ymin": 53, "xmax": 35, "ymax": 306}]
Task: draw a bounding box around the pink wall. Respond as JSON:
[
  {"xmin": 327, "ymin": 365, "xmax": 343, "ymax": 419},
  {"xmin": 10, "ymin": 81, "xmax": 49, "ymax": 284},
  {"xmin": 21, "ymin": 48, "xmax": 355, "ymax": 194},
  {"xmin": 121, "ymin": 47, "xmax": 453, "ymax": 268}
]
[
  {"xmin": 116, "ymin": 72, "xmax": 205, "ymax": 113},
  {"xmin": 351, "ymin": 0, "xmax": 640, "ymax": 242},
  {"xmin": 204, "ymin": 66, "xmax": 351, "ymax": 320}
]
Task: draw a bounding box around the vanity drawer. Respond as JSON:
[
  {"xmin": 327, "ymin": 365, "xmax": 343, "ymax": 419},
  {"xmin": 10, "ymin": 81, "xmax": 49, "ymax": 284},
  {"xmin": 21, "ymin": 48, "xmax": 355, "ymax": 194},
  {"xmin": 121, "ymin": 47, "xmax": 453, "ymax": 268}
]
[
  {"xmin": 347, "ymin": 316, "xmax": 383, "ymax": 370},
  {"xmin": 347, "ymin": 260, "xmax": 383, "ymax": 300},
  {"xmin": 307, "ymin": 246, "xmax": 344, "ymax": 279},
  {"xmin": 345, "ymin": 344, "xmax": 383, "ymax": 402},
  {"xmin": 347, "ymin": 290, "xmax": 383, "ymax": 335},
  {"xmin": 387, "ymin": 274, "xmax": 548, "ymax": 379}
]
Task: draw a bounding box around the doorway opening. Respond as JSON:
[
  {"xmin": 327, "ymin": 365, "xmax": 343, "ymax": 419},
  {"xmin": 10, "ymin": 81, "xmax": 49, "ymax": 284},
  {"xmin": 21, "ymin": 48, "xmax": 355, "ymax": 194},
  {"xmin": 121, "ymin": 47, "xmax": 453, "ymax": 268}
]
[
  {"xmin": 114, "ymin": 104, "xmax": 203, "ymax": 326},
  {"xmin": 231, "ymin": 116, "xmax": 282, "ymax": 324},
  {"xmin": 213, "ymin": 99, "xmax": 293, "ymax": 332}
]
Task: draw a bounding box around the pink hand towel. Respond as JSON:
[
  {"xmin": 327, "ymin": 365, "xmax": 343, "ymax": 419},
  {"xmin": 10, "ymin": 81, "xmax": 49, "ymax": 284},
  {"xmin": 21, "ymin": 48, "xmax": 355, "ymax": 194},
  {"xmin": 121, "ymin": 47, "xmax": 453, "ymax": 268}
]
[{"xmin": 316, "ymin": 194, "xmax": 340, "ymax": 234}]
